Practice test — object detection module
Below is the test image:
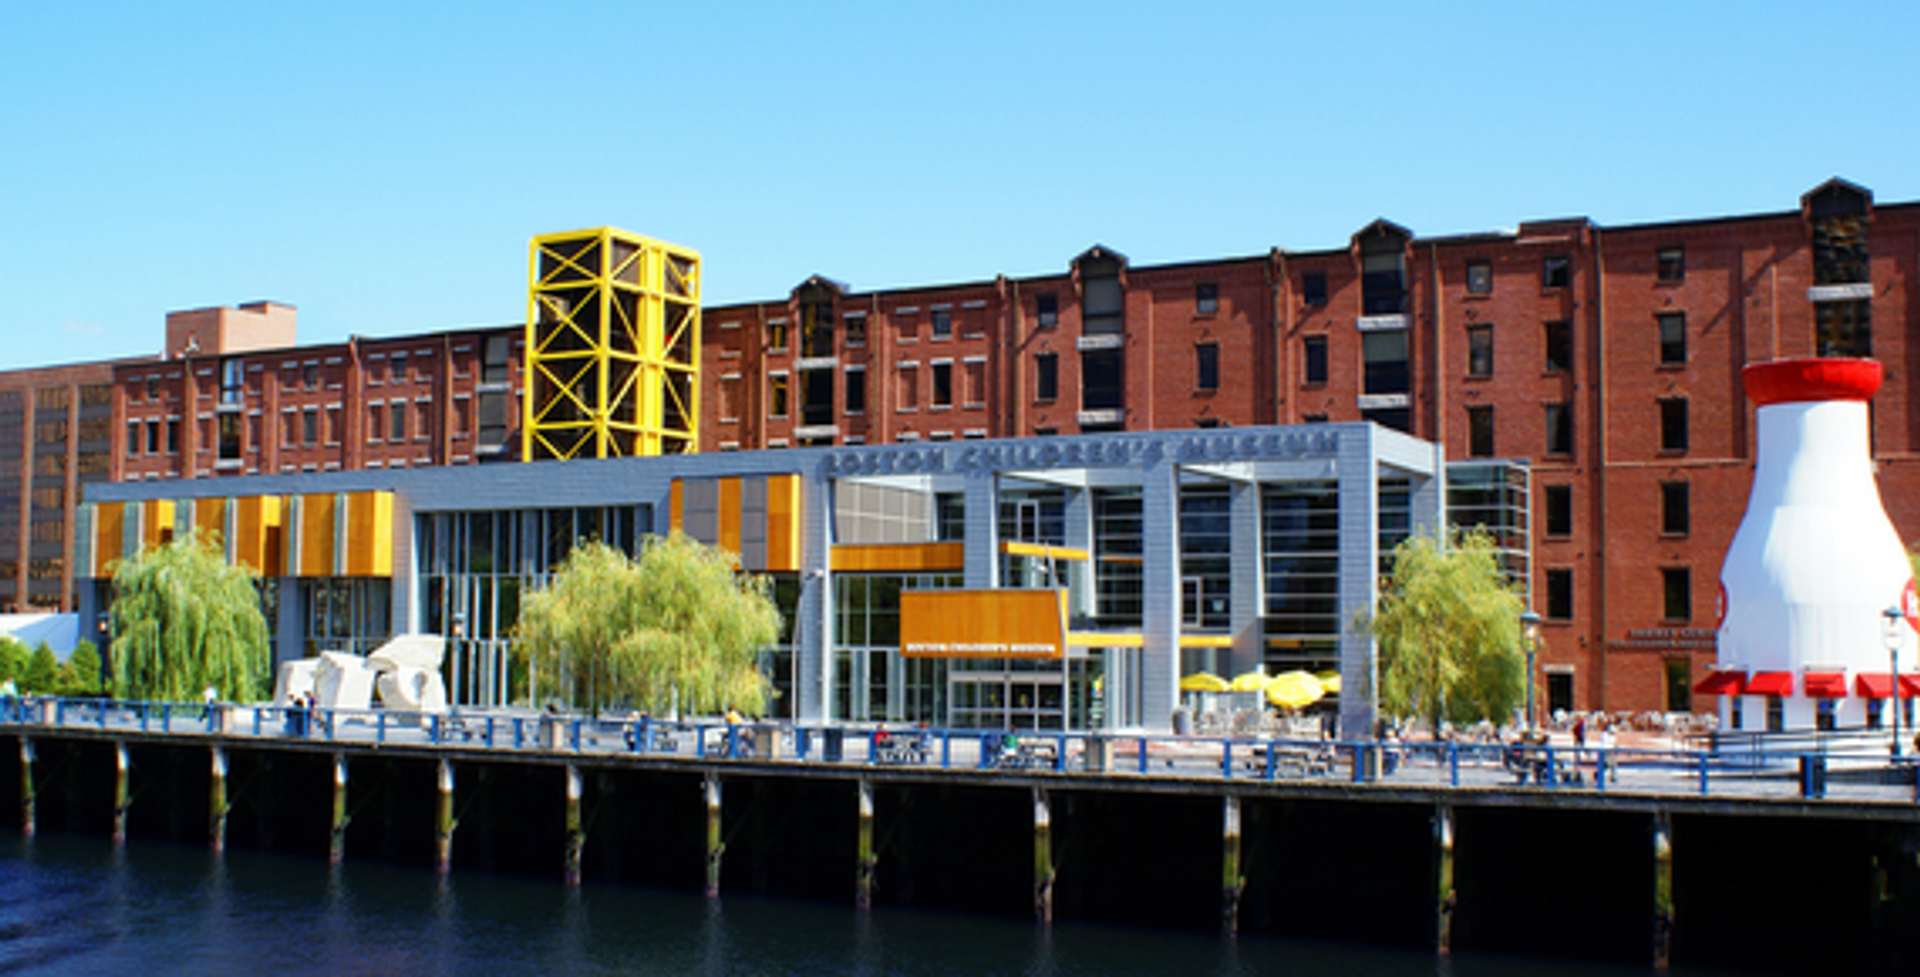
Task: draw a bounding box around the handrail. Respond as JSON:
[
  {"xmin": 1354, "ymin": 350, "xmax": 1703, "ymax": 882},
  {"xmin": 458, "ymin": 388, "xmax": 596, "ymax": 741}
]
[{"xmin": 2, "ymin": 695, "xmax": 1915, "ymax": 804}]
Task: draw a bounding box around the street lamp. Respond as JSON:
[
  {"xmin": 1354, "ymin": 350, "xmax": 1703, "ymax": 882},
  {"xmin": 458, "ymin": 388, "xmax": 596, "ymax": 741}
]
[
  {"xmin": 1883, "ymin": 604, "xmax": 1904, "ymax": 758},
  {"xmin": 1520, "ymin": 609, "xmax": 1543, "ymax": 731}
]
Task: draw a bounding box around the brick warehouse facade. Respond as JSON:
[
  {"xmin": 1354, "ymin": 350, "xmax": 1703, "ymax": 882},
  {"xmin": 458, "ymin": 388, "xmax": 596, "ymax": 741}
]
[{"xmin": 7, "ymin": 178, "xmax": 1914, "ymax": 717}]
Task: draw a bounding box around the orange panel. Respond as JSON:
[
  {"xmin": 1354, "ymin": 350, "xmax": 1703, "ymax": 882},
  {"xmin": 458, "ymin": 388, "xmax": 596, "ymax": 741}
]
[
  {"xmin": 141, "ymin": 499, "xmax": 175, "ymax": 551},
  {"xmin": 765, "ymin": 474, "xmax": 802, "ymax": 572},
  {"xmin": 298, "ymin": 493, "xmax": 337, "ymax": 577},
  {"xmin": 232, "ymin": 496, "xmax": 282, "ymax": 575},
  {"xmin": 670, "ymin": 479, "xmax": 684, "ymax": 533},
  {"xmin": 195, "ymin": 497, "xmax": 228, "ymax": 546},
  {"xmin": 717, "ymin": 477, "xmax": 742, "ymax": 556},
  {"xmin": 92, "ymin": 503, "xmax": 125, "ymax": 577},
  {"xmin": 830, "ymin": 542, "xmax": 965, "ymax": 573},
  {"xmin": 900, "ymin": 589, "xmax": 1067, "ymax": 659},
  {"xmin": 342, "ymin": 492, "xmax": 394, "ymax": 577}
]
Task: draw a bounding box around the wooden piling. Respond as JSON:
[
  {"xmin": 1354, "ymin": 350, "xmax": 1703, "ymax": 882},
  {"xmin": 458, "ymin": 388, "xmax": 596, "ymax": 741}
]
[
  {"xmin": 1435, "ymin": 802, "xmax": 1456, "ymax": 956},
  {"xmin": 112, "ymin": 741, "xmax": 130, "ymax": 847},
  {"xmin": 1653, "ymin": 809, "xmax": 1674, "ymax": 971},
  {"xmin": 1033, "ymin": 786, "xmax": 1054, "ymax": 924},
  {"xmin": 564, "ymin": 763, "xmax": 584, "ymax": 887},
  {"xmin": 856, "ymin": 777, "xmax": 875, "ymax": 911},
  {"xmin": 434, "ymin": 758, "xmax": 454, "ymax": 874},
  {"xmin": 704, "ymin": 772, "xmax": 723, "ymax": 898},
  {"xmin": 330, "ymin": 753, "xmax": 349, "ymax": 864},
  {"xmin": 18, "ymin": 737, "xmax": 33, "ymax": 838},
  {"xmin": 1222, "ymin": 794, "xmax": 1245, "ymax": 933},
  {"xmin": 209, "ymin": 746, "xmax": 228, "ymax": 854}
]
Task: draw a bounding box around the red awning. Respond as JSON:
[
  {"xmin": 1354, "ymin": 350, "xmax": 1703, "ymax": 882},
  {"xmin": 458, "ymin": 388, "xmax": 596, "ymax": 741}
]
[
  {"xmin": 1803, "ymin": 672, "xmax": 1848, "ymax": 698},
  {"xmin": 1857, "ymin": 673, "xmax": 1898, "ymax": 699},
  {"xmin": 1857, "ymin": 674, "xmax": 1920, "ymax": 699},
  {"xmin": 1745, "ymin": 671, "xmax": 1795, "ymax": 697},
  {"xmin": 1693, "ymin": 671, "xmax": 1746, "ymax": 696}
]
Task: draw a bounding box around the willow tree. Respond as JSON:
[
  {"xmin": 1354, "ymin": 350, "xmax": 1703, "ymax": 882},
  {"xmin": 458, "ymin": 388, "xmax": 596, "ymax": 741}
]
[
  {"xmin": 109, "ymin": 530, "xmax": 271, "ymax": 702},
  {"xmin": 517, "ymin": 532, "xmax": 783, "ymax": 716},
  {"xmin": 1366, "ymin": 529, "xmax": 1527, "ymax": 731}
]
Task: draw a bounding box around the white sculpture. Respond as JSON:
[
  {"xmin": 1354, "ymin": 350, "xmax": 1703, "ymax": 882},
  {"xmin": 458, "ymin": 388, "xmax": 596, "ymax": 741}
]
[{"xmin": 270, "ymin": 634, "xmax": 450, "ymax": 715}]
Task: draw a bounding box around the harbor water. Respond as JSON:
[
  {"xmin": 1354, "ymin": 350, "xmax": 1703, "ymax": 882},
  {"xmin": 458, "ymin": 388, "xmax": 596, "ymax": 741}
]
[{"xmin": 0, "ymin": 835, "xmax": 1731, "ymax": 976}]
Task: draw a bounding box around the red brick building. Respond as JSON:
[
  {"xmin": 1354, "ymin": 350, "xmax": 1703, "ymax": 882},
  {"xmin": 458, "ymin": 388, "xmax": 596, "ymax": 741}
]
[{"xmin": 701, "ymin": 178, "xmax": 1917, "ymax": 716}]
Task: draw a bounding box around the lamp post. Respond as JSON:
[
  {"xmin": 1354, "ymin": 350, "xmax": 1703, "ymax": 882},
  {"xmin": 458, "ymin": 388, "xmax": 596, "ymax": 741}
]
[
  {"xmin": 1520, "ymin": 609, "xmax": 1543, "ymax": 731},
  {"xmin": 1883, "ymin": 604, "xmax": 1904, "ymax": 758}
]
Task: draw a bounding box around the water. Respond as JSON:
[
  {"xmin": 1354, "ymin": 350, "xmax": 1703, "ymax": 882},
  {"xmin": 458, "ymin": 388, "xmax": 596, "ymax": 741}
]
[{"xmin": 0, "ymin": 836, "xmax": 1716, "ymax": 976}]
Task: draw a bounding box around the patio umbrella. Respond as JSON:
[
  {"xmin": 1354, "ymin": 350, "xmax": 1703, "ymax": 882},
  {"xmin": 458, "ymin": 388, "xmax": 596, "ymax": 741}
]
[
  {"xmin": 1179, "ymin": 672, "xmax": 1231, "ymax": 693},
  {"xmin": 1229, "ymin": 670, "xmax": 1275, "ymax": 693},
  {"xmin": 1265, "ymin": 670, "xmax": 1325, "ymax": 710}
]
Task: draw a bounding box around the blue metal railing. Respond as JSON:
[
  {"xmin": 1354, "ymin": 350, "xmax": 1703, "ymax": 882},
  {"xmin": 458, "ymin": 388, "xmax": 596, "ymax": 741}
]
[{"xmin": 2, "ymin": 694, "xmax": 1915, "ymax": 804}]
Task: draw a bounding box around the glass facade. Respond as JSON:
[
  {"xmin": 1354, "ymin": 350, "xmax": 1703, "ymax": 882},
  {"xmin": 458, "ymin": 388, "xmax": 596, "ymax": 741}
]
[{"xmin": 1261, "ymin": 481, "xmax": 1340, "ymax": 674}]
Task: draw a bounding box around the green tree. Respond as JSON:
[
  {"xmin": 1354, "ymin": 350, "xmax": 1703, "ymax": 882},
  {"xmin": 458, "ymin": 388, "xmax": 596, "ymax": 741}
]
[
  {"xmin": 22, "ymin": 643, "xmax": 60, "ymax": 694},
  {"xmin": 109, "ymin": 529, "xmax": 271, "ymax": 702},
  {"xmin": 517, "ymin": 532, "xmax": 782, "ymax": 716},
  {"xmin": 1366, "ymin": 529, "xmax": 1528, "ymax": 731},
  {"xmin": 62, "ymin": 641, "xmax": 103, "ymax": 696},
  {"xmin": 0, "ymin": 637, "xmax": 28, "ymax": 684}
]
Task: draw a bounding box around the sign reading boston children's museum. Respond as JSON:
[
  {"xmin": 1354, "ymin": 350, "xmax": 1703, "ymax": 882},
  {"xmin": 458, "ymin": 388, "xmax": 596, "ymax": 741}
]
[{"xmin": 900, "ymin": 589, "xmax": 1069, "ymax": 659}]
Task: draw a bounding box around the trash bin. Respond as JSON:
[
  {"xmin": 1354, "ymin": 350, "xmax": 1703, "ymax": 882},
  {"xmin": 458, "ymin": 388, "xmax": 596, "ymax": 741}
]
[
  {"xmin": 1799, "ymin": 755, "xmax": 1827, "ymax": 799},
  {"xmin": 822, "ymin": 727, "xmax": 844, "ymax": 763},
  {"xmin": 753, "ymin": 727, "xmax": 781, "ymax": 760}
]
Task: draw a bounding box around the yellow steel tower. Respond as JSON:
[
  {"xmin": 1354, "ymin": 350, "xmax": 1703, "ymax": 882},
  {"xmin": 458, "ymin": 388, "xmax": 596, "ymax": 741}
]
[{"xmin": 525, "ymin": 228, "xmax": 700, "ymax": 461}]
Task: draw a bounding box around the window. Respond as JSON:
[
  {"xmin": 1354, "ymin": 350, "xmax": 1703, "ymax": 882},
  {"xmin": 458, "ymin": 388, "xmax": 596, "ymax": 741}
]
[
  {"xmin": 802, "ymin": 298, "xmax": 834, "ymax": 357},
  {"xmin": 1662, "ymin": 567, "xmax": 1691, "ymax": 621},
  {"xmin": 390, "ymin": 400, "xmax": 407, "ymax": 442},
  {"xmin": 368, "ymin": 403, "xmax": 385, "ymax": 441},
  {"xmin": 1657, "ymin": 247, "xmax": 1685, "ymax": 283},
  {"xmin": 1657, "ymin": 313, "xmax": 1686, "ymax": 365},
  {"xmin": 1196, "ymin": 283, "xmax": 1219, "ymax": 314},
  {"xmin": 931, "ymin": 308, "xmax": 952, "ymax": 340},
  {"xmin": 390, "ymin": 353, "xmax": 408, "ymax": 384},
  {"xmin": 220, "ymin": 359, "xmax": 244, "ymax": 405},
  {"xmin": 801, "ymin": 370, "xmax": 834, "ymax": 426},
  {"xmin": 1817, "ymin": 301, "xmax": 1872, "ymax": 358},
  {"xmin": 477, "ymin": 391, "xmax": 510, "ymax": 450},
  {"xmin": 482, "ymin": 335, "xmax": 511, "ymax": 384},
  {"xmin": 1302, "ymin": 413, "xmax": 1328, "ymax": 423},
  {"xmin": 768, "ymin": 319, "xmax": 789, "ymax": 352},
  {"xmin": 1544, "ymin": 485, "xmax": 1572, "ymax": 537},
  {"xmin": 1544, "ymin": 321, "xmax": 1572, "ymax": 373},
  {"xmin": 145, "ymin": 376, "xmax": 159, "ymax": 402},
  {"xmin": 931, "ymin": 362, "xmax": 952, "ymax": 408},
  {"xmin": 1661, "ymin": 481, "xmax": 1690, "ymax": 535},
  {"xmin": 125, "ymin": 421, "xmax": 140, "ymax": 458},
  {"xmin": 1659, "ymin": 397, "xmax": 1688, "ymax": 453},
  {"xmin": 843, "ymin": 313, "xmax": 867, "ymax": 346},
  {"xmin": 1466, "ymin": 261, "xmax": 1493, "ymax": 295},
  {"xmin": 1036, "ymin": 294, "xmax": 1058, "ymax": 328},
  {"xmin": 1035, "ymin": 352, "xmax": 1058, "ymax": 401},
  {"xmin": 769, "ymin": 373, "xmax": 789, "ymax": 418},
  {"xmin": 1300, "ymin": 272, "xmax": 1327, "ymax": 306},
  {"xmin": 302, "ymin": 407, "xmax": 318, "ymax": 446},
  {"xmin": 303, "ymin": 364, "xmax": 320, "ymax": 390},
  {"xmin": 1467, "ymin": 406, "xmax": 1494, "ymax": 458},
  {"xmin": 1195, "ymin": 343, "xmax": 1219, "ymax": 391},
  {"xmin": 897, "ymin": 365, "xmax": 918, "ymax": 411},
  {"xmin": 1545, "ymin": 568, "xmax": 1573, "ymax": 620},
  {"xmin": 1542, "ymin": 256, "xmax": 1569, "ymax": 289},
  {"xmin": 844, "ymin": 367, "xmax": 866, "ymax": 414},
  {"xmin": 964, "ymin": 360, "xmax": 986, "ymax": 407},
  {"xmin": 1361, "ymin": 252, "xmax": 1406, "ymax": 315},
  {"xmin": 1082, "ymin": 349, "xmax": 1124, "ymax": 413},
  {"xmin": 1467, "ymin": 324, "xmax": 1493, "ymax": 377},
  {"xmin": 167, "ymin": 419, "xmax": 179, "ymax": 454},
  {"xmin": 1303, "ymin": 336, "xmax": 1328, "ymax": 385},
  {"xmin": 1545, "ymin": 403, "xmax": 1573, "ymax": 456},
  {"xmin": 1363, "ymin": 330, "xmax": 1408, "ymax": 395}
]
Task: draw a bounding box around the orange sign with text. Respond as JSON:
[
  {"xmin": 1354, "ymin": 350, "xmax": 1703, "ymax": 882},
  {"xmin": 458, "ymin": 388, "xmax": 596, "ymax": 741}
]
[{"xmin": 900, "ymin": 589, "xmax": 1068, "ymax": 659}]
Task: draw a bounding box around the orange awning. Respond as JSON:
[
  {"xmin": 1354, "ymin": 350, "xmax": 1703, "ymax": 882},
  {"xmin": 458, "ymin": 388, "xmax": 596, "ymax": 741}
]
[
  {"xmin": 1744, "ymin": 671, "xmax": 1795, "ymax": 697},
  {"xmin": 1693, "ymin": 671, "xmax": 1746, "ymax": 696},
  {"xmin": 1802, "ymin": 672, "xmax": 1847, "ymax": 698}
]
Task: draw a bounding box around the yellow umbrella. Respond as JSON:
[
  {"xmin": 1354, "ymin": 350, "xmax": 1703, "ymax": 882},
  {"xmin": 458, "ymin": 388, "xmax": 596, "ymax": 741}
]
[
  {"xmin": 1265, "ymin": 670, "xmax": 1325, "ymax": 710},
  {"xmin": 1229, "ymin": 670, "xmax": 1275, "ymax": 693},
  {"xmin": 1179, "ymin": 672, "xmax": 1231, "ymax": 693},
  {"xmin": 1314, "ymin": 670, "xmax": 1342, "ymax": 694}
]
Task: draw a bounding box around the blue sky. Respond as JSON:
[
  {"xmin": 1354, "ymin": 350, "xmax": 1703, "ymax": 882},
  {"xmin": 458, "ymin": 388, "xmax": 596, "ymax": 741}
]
[{"xmin": 3, "ymin": 1, "xmax": 1917, "ymax": 369}]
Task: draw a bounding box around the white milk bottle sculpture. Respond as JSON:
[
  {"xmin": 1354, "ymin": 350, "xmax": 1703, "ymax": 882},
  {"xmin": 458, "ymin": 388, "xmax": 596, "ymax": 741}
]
[{"xmin": 1715, "ymin": 357, "xmax": 1916, "ymax": 731}]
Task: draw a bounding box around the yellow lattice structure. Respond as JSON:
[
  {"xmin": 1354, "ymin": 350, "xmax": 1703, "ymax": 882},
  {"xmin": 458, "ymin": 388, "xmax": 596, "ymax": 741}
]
[{"xmin": 525, "ymin": 227, "xmax": 700, "ymax": 461}]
